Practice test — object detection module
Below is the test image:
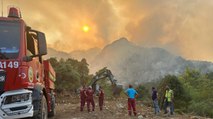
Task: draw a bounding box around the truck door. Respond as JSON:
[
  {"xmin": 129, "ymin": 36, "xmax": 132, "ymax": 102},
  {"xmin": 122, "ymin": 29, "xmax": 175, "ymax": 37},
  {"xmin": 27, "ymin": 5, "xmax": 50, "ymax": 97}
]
[{"xmin": 26, "ymin": 31, "xmax": 43, "ymax": 84}]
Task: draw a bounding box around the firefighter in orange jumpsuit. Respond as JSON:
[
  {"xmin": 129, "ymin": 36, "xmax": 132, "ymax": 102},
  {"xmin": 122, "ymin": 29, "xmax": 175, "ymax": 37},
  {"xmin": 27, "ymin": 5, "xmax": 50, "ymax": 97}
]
[
  {"xmin": 80, "ymin": 85, "xmax": 87, "ymax": 111},
  {"xmin": 86, "ymin": 86, "xmax": 95, "ymax": 112},
  {"xmin": 98, "ymin": 86, "xmax": 104, "ymax": 111}
]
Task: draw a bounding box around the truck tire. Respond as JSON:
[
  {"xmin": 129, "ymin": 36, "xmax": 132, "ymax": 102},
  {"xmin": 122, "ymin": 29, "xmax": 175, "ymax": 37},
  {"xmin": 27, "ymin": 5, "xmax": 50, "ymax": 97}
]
[
  {"xmin": 33, "ymin": 95, "xmax": 48, "ymax": 119},
  {"xmin": 48, "ymin": 94, "xmax": 56, "ymax": 117}
]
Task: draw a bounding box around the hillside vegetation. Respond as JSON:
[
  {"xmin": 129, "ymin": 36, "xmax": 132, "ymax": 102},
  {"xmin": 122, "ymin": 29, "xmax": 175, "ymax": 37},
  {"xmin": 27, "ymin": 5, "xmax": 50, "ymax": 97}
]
[
  {"xmin": 153, "ymin": 69, "xmax": 213, "ymax": 117},
  {"xmin": 48, "ymin": 57, "xmax": 91, "ymax": 92}
]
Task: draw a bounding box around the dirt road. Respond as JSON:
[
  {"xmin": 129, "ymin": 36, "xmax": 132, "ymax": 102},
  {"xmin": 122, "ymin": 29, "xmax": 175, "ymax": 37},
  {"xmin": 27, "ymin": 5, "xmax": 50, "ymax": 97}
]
[{"xmin": 52, "ymin": 95, "xmax": 207, "ymax": 119}]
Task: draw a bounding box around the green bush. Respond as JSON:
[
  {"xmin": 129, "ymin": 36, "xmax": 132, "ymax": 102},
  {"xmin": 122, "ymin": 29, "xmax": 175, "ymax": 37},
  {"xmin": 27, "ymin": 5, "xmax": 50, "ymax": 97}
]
[
  {"xmin": 189, "ymin": 99, "xmax": 213, "ymax": 117},
  {"xmin": 158, "ymin": 75, "xmax": 191, "ymax": 112},
  {"xmin": 179, "ymin": 69, "xmax": 213, "ymax": 117},
  {"xmin": 48, "ymin": 57, "xmax": 90, "ymax": 92}
]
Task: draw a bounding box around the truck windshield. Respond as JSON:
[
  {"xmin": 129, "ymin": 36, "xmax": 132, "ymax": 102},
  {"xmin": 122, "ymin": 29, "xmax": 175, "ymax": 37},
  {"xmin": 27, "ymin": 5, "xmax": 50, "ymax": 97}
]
[{"xmin": 0, "ymin": 21, "xmax": 20, "ymax": 59}]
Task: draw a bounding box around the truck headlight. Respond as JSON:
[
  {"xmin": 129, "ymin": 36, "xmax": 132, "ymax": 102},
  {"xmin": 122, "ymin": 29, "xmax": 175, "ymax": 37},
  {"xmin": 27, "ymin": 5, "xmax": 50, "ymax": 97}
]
[{"xmin": 4, "ymin": 93, "xmax": 31, "ymax": 104}]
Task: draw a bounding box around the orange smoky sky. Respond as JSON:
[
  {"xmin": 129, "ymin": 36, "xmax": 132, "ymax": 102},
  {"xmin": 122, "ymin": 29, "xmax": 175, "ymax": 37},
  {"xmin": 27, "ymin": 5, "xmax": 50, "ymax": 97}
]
[{"xmin": 3, "ymin": 0, "xmax": 213, "ymax": 62}]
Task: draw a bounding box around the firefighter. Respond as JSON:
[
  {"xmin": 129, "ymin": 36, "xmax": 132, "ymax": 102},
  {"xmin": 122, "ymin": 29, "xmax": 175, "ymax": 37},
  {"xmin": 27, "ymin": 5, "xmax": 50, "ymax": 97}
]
[
  {"xmin": 80, "ymin": 85, "xmax": 87, "ymax": 111},
  {"xmin": 98, "ymin": 86, "xmax": 104, "ymax": 111},
  {"xmin": 125, "ymin": 84, "xmax": 138, "ymax": 116},
  {"xmin": 86, "ymin": 86, "xmax": 95, "ymax": 112}
]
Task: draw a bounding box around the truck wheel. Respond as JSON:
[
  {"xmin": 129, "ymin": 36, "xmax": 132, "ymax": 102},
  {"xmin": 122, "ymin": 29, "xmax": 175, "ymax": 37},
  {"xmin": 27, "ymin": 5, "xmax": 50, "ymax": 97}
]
[
  {"xmin": 33, "ymin": 95, "xmax": 48, "ymax": 119},
  {"xmin": 48, "ymin": 94, "xmax": 56, "ymax": 117}
]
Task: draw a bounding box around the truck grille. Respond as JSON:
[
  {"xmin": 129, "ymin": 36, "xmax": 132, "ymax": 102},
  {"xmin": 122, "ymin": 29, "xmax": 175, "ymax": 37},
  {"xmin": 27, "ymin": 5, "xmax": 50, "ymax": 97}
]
[{"xmin": 0, "ymin": 70, "xmax": 6, "ymax": 91}]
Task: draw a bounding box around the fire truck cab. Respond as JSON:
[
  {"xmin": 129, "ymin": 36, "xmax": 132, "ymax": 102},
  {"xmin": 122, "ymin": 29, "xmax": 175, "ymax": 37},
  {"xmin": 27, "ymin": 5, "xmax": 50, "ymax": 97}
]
[{"xmin": 0, "ymin": 7, "xmax": 56, "ymax": 119}]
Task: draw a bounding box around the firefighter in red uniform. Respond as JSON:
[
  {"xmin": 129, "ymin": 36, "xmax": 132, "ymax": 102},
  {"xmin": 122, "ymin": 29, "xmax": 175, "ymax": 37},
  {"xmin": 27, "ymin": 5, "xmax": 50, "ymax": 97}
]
[
  {"xmin": 98, "ymin": 86, "xmax": 104, "ymax": 111},
  {"xmin": 86, "ymin": 86, "xmax": 95, "ymax": 112},
  {"xmin": 80, "ymin": 85, "xmax": 87, "ymax": 111}
]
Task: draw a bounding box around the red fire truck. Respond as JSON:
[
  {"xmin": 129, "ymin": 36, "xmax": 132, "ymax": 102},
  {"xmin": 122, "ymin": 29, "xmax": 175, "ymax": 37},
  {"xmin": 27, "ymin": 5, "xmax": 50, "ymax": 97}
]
[{"xmin": 0, "ymin": 7, "xmax": 56, "ymax": 119}]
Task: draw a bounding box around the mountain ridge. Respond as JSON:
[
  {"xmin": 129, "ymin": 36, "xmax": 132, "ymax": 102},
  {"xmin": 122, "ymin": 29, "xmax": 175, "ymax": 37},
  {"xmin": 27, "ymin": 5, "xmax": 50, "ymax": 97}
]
[
  {"xmin": 46, "ymin": 38, "xmax": 213, "ymax": 84},
  {"xmin": 90, "ymin": 38, "xmax": 213, "ymax": 84}
]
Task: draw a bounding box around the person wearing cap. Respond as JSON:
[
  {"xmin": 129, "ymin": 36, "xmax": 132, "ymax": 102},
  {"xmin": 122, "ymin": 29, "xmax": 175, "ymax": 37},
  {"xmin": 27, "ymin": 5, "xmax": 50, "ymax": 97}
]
[
  {"xmin": 152, "ymin": 87, "xmax": 160, "ymax": 114},
  {"xmin": 80, "ymin": 85, "xmax": 87, "ymax": 111},
  {"xmin": 125, "ymin": 84, "xmax": 138, "ymax": 116},
  {"xmin": 86, "ymin": 86, "xmax": 95, "ymax": 112},
  {"xmin": 164, "ymin": 85, "xmax": 174, "ymax": 115},
  {"xmin": 98, "ymin": 86, "xmax": 104, "ymax": 111}
]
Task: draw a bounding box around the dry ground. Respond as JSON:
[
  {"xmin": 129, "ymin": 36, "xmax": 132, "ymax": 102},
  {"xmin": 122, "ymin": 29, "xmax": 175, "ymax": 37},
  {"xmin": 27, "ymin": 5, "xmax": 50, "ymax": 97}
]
[{"xmin": 51, "ymin": 95, "xmax": 209, "ymax": 119}]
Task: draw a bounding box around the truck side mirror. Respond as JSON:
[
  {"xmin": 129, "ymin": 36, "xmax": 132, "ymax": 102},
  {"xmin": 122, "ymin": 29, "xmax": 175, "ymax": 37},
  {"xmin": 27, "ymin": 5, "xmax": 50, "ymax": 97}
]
[{"xmin": 37, "ymin": 31, "xmax": 47, "ymax": 56}]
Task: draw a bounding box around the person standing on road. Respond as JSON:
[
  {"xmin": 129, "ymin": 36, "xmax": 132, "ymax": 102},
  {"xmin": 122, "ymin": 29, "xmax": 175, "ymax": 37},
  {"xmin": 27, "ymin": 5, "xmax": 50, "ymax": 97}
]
[
  {"xmin": 152, "ymin": 87, "xmax": 160, "ymax": 114},
  {"xmin": 80, "ymin": 85, "xmax": 87, "ymax": 111},
  {"xmin": 86, "ymin": 86, "xmax": 95, "ymax": 112},
  {"xmin": 98, "ymin": 86, "xmax": 104, "ymax": 111},
  {"xmin": 125, "ymin": 84, "xmax": 138, "ymax": 116},
  {"xmin": 164, "ymin": 86, "xmax": 174, "ymax": 115}
]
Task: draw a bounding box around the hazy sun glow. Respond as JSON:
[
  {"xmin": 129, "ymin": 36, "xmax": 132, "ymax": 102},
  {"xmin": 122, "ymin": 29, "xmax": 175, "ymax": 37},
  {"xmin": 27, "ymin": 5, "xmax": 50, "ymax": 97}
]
[
  {"xmin": 6, "ymin": 0, "xmax": 213, "ymax": 62},
  {"xmin": 82, "ymin": 25, "xmax": 90, "ymax": 32}
]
